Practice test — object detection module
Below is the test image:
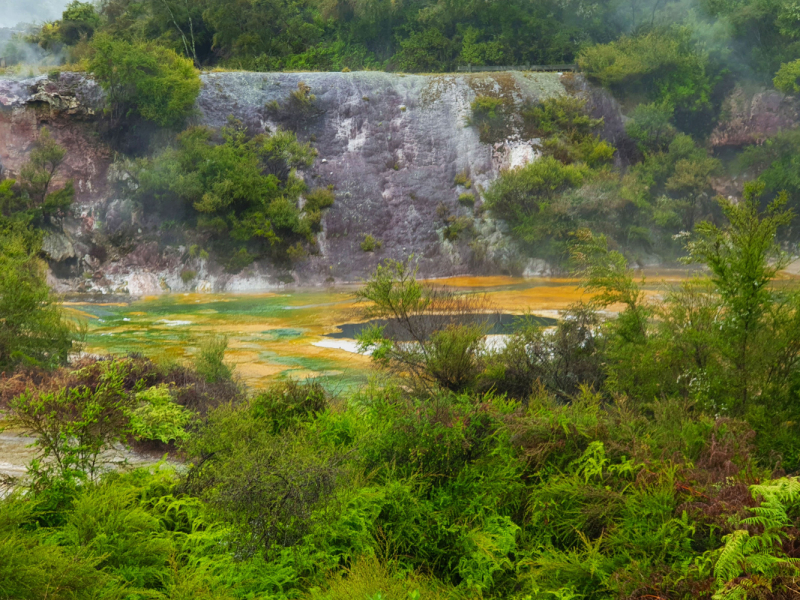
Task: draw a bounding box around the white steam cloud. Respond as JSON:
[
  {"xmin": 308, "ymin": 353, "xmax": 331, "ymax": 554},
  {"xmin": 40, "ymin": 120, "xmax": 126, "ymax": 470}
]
[{"xmin": 0, "ymin": 0, "xmax": 73, "ymax": 29}]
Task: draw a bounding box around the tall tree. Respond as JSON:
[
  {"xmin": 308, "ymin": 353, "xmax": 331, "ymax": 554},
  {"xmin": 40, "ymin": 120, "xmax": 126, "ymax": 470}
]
[
  {"xmin": 684, "ymin": 182, "xmax": 795, "ymax": 413},
  {"xmin": 0, "ymin": 226, "xmax": 81, "ymax": 371}
]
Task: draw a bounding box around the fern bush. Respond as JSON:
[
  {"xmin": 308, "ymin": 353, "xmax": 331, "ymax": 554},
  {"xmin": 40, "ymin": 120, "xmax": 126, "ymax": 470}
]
[
  {"xmin": 0, "ymin": 374, "xmax": 787, "ymax": 599},
  {"xmin": 128, "ymin": 384, "xmax": 193, "ymax": 443},
  {"xmin": 711, "ymin": 478, "xmax": 800, "ymax": 600},
  {"xmin": 5, "ymin": 233, "xmax": 800, "ymax": 600}
]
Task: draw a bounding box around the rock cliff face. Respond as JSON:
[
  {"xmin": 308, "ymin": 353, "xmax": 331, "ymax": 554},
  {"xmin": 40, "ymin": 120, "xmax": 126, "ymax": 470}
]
[
  {"xmin": 710, "ymin": 85, "xmax": 800, "ymax": 149},
  {"xmin": 0, "ymin": 73, "xmax": 107, "ymax": 201},
  {"xmin": 0, "ymin": 70, "xmax": 621, "ymax": 294}
]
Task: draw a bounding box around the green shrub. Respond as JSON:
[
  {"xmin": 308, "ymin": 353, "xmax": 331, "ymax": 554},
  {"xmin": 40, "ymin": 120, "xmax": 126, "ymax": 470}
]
[
  {"xmin": 89, "ymin": 34, "xmax": 201, "ymax": 128},
  {"xmin": 55, "ymin": 481, "xmax": 172, "ymax": 589},
  {"xmin": 356, "ymin": 258, "xmax": 491, "ymax": 394},
  {"xmin": 0, "ymin": 129, "xmax": 74, "ymax": 226},
  {"xmin": 458, "ymin": 192, "xmax": 475, "ymax": 207},
  {"xmin": 128, "ymin": 384, "xmax": 192, "ymax": 443},
  {"xmin": 484, "ymin": 156, "xmax": 587, "ymax": 248},
  {"xmin": 58, "ymin": 1, "xmax": 100, "ymax": 45},
  {"xmin": 286, "ymin": 241, "xmax": 308, "ymax": 261},
  {"xmin": 18, "ymin": 128, "xmax": 75, "ymax": 225},
  {"xmin": 395, "ymin": 28, "xmax": 456, "ymax": 72},
  {"xmin": 454, "ymin": 171, "xmax": 472, "ymax": 188},
  {"xmin": 133, "ymin": 120, "xmax": 325, "ymax": 268},
  {"xmin": 251, "ymin": 379, "xmax": 329, "ymax": 434},
  {"xmin": 542, "ymin": 134, "xmax": 616, "ymax": 168},
  {"xmin": 471, "ymin": 95, "xmax": 505, "ymax": 119},
  {"xmin": 681, "ymin": 182, "xmax": 796, "ymax": 415},
  {"xmin": 195, "ymin": 335, "xmax": 233, "ymax": 383},
  {"xmin": 572, "ymin": 184, "xmax": 800, "ymax": 422},
  {"xmin": 5, "ymin": 360, "xmax": 134, "ymax": 480},
  {"xmin": 487, "ymin": 157, "xmax": 587, "ymax": 216},
  {"xmin": 183, "ymin": 398, "xmax": 341, "ymax": 559},
  {"xmin": 443, "ymin": 215, "xmax": 473, "ymax": 241},
  {"xmin": 0, "ymin": 511, "xmax": 119, "ymax": 599},
  {"xmin": 317, "ymin": 555, "xmax": 444, "ymax": 600},
  {"xmin": 180, "ymin": 269, "xmax": 197, "ymax": 284},
  {"xmin": 266, "ymin": 81, "xmax": 322, "ymax": 131},
  {"xmin": 577, "ymin": 29, "xmax": 714, "ymax": 132},
  {"xmin": 469, "ymin": 95, "xmax": 511, "ymax": 143},
  {"xmin": 305, "ymin": 186, "xmax": 335, "ymax": 212},
  {"xmin": 423, "ymin": 323, "xmax": 485, "ymax": 391},
  {"xmin": 360, "ymin": 234, "xmax": 381, "ymax": 252},
  {"xmin": 625, "ymin": 102, "xmax": 677, "ymax": 154},
  {"xmin": 737, "ymin": 129, "xmax": 800, "ymax": 220},
  {"xmin": 0, "ymin": 179, "xmax": 18, "ymax": 216},
  {"xmin": 522, "ymin": 95, "xmax": 603, "ymax": 139},
  {"xmin": 628, "ymin": 132, "xmax": 720, "ymax": 233},
  {"xmin": 774, "ymin": 59, "xmax": 800, "ymax": 93},
  {"xmin": 522, "ymin": 96, "xmax": 614, "ymax": 166},
  {"xmin": 459, "ymin": 26, "xmax": 508, "ymax": 66},
  {"xmin": 0, "ymin": 228, "xmax": 80, "ymax": 371},
  {"xmin": 224, "ymin": 247, "xmax": 255, "ymax": 273},
  {"xmin": 480, "ymin": 307, "xmax": 602, "ymax": 401}
]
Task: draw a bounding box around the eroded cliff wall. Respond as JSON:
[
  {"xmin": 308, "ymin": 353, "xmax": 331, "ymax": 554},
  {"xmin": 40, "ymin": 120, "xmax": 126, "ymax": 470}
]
[{"xmin": 0, "ymin": 70, "xmax": 624, "ymax": 294}]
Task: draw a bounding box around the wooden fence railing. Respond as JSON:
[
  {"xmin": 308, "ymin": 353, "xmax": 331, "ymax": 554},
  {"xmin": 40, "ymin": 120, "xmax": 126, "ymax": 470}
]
[{"xmin": 456, "ymin": 64, "xmax": 576, "ymax": 73}]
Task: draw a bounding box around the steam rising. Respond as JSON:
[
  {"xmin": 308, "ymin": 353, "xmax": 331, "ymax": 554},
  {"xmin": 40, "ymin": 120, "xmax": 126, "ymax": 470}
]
[{"xmin": 0, "ymin": 0, "xmax": 73, "ymax": 29}]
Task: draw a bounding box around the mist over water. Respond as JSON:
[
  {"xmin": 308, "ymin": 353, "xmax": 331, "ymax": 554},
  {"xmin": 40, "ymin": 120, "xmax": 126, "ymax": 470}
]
[{"xmin": 0, "ymin": 0, "xmax": 72, "ymax": 28}]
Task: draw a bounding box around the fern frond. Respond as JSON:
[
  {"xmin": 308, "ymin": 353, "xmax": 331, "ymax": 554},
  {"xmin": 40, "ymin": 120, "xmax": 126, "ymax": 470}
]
[
  {"xmin": 715, "ymin": 529, "xmax": 750, "ymax": 584},
  {"xmin": 750, "ymin": 478, "xmax": 800, "ymax": 508}
]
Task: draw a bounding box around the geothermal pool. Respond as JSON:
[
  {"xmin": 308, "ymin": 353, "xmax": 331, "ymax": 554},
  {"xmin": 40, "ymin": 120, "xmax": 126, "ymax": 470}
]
[{"xmin": 66, "ymin": 273, "xmax": 684, "ymax": 390}]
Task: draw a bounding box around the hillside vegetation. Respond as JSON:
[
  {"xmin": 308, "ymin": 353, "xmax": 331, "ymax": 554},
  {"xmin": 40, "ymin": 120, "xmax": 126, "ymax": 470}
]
[
  {"xmin": 1, "ymin": 5, "xmax": 800, "ymax": 594},
  {"xmin": 3, "ymin": 0, "xmax": 796, "ymax": 80},
  {"xmin": 2, "ymin": 0, "xmax": 798, "ymax": 270},
  {"xmin": 3, "ymin": 180, "xmax": 800, "ymax": 598}
]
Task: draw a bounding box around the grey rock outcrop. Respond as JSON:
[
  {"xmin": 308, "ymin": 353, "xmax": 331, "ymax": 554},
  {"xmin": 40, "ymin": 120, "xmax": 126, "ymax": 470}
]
[
  {"xmin": 1, "ymin": 70, "xmax": 624, "ymax": 293},
  {"xmin": 0, "ymin": 72, "xmax": 109, "ymax": 204},
  {"xmin": 710, "ymin": 85, "xmax": 800, "ymax": 148},
  {"xmin": 42, "ymin": 231, "xmax": 76, "ymax": 262},
  {"xmin": 198, "ymin": 71, "xmax": 611, "ymax": 282}
]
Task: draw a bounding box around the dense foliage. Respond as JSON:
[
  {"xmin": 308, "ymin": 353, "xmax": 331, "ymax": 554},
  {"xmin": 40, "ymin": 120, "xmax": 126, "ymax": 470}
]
[
  {"xmin": 89, "ymin": 33, "xmax": 201, "ymax": 129},
  {"xmin": 0, "ymin": 130, "xmax": 81, "ymax": 372},
  {"xmin": 0, "ymin": 228, "xmax": 78, "ymax": 371},
  {"xmin": 480, "ymin": 93, "xmax": 727, "ymax": 265},
  {"xmin": 3, "ymin": 193, "xmax": 800, "ymax": 597},
  {"xmin": 0, "ymin": 128, "xmax": 75, "ymax": 228},
  {"xmin": 2, "ymin": 2, "xmax": 800, "ymax": 592},
  {"xmin": 6, "ymin": 0, "xmax": 798, "ymax": 84},
  {"xmin": 129, "ymin": 119, "xmax": 332, "ymax": 270}
]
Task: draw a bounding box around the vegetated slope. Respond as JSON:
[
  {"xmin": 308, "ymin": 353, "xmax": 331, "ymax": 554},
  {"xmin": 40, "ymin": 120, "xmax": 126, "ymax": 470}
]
[
  {"xmin": 1, "ymin": 62, "xmax": 799, "ymax": 295},
  {"xmin": 6, "ymin": 211, "xmax": 800, "ymax": 597},
  {"xmin": 0, "ymin": 70, "xmax": 624, "ymax": 293}
]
